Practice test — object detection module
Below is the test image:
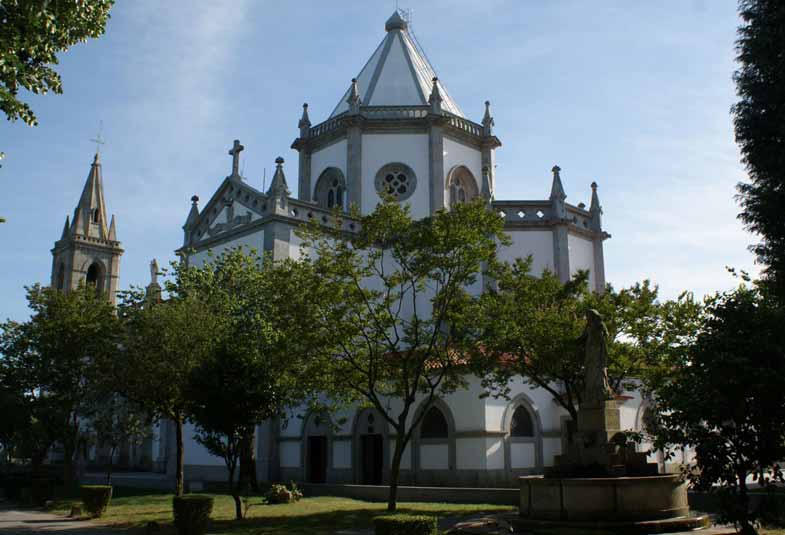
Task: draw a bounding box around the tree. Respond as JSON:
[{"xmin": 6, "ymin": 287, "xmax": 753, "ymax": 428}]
[
  {"xmin": 733, "ymin": 0, "xmax": 785, "ymax": 300},
  {"xmin": 118, "ymin": 276, "xmax": 220, "ymax": 497},
  {"xmin": 294, "ymin": 200, "xmax": 506, "ymax": 511},
  {"xmin": 1, "ymin": 0, "xmax": 114, "ymax": 126},
  {"xmin": 471, "ymin": 259, "xmax": 700, "ymax": 424},
  {"xmin": 0, "ymin": 283, "xmax": 121, "ymax": 487},
  {"xmin": 183, "ymin": 249, "xmax": 318, "ymax": 519},
  {"xmin": 651, "ymin": 284, "xmax": 785, "ymax": 535}
]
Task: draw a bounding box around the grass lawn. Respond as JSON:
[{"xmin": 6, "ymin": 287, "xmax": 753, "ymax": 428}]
[{"xmin": 53, "ymin": 487, "xmax": 514, "ymax": 534}]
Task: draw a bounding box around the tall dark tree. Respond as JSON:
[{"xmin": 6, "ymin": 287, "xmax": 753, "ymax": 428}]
[
  {"xmin": 733, "ymin": 0, "xmax": 785, "ymax": 299},
  {"xmin": 651, "ymin": 284, "xmax": 785, "ymax": 535},
  {"xmin": 0, "ymin": 284, "xmax": 121, "ymax": 487}
]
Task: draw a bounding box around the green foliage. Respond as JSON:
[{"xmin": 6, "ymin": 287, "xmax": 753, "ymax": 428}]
[
  {"xmin": 652, "ymin": 285, "xmax": 785, "ymax": 535},
  {"xmin": 80, "ymin": 485, "xmax": 112, "ymax": 518},
  {"xmin": 0, "ymin": 0, "xmax": 114, "ymax": 126},
  {"xmin": 373, "ymin": 514, "xmax": 437, "ymax": 535},
  {"xmin": 172, "ymin": 494, "xmax": 213, "ymax": 535},
  {"xmin": 470, "ymin": 259, "xmax": 701, "ymax": 421},
  {"xmin": 0, "ymin": 284, "xmax": 121, "ymax": 482},
  {"xmin": 181, "ymin": 248, "xmax": 318, "ymax": 518},
  {"xmin": 733, "ymin": 0, "xmax": 785, "ymax": 300},
  {"xmin": 292, "ymin": 200, "xmax": 506, "ymax": 510},
  {"xmin": 265, "ymin": 482, "xmax": 303, "ymax": 504},
  {"xmin": 117, "ymin": 266, "xmax": 223, "ymax": 496}
]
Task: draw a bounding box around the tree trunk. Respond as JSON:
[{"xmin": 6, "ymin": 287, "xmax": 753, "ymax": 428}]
[
  {"xmin": 387, "ymin": 435, "xmax": 406, "ymax": 512},
  {"xmin": 737, "ymin": 472, "xmax": 757, "ymax": 535},
  {"xmin": 239, "ymin": 432, "xmax": 258, "ymax": 492},
  {"xmin": 228, "ymin": 462, "xmax": 242, "ymax": 520},
  {"xmin": 106, "ymin": 445, "xmax": 116, "ymax": 485},
  {"xmin": 175, "ymin": 416, "xmax": 185, "ymax": 497}
]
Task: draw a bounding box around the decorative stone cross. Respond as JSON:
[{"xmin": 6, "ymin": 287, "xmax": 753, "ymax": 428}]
[{"xmin": 228, "ymin": 139, "xmax": 244, "ymax": 176}]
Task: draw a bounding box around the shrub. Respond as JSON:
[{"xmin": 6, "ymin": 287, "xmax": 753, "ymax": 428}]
[
  {"xmin": 172, "ymin": 495, "xmax": 213, "ymax": 535},
  {"xmin": 374, "ymin": 514, "xmax": 438, "ymax": 535},
  {"xmin": 264, "ymin": 482, "xmax": 303, "ymax": 504},
  {"xmin": 80, "ymin": 485, "xmax": 112, "ymax": 518}
]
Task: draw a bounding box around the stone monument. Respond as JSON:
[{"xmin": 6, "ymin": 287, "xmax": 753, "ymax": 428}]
[{"xmin": 517, "ymin": 310, "xmax": 706, "ymax": 532}]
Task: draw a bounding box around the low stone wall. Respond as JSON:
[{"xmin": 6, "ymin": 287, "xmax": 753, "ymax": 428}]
[{"xmin": 301, "ymin": 483, "xmax": 519, "ymax": 505}]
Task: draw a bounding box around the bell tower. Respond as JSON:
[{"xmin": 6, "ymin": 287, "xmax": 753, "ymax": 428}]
[{"xmin": 51, "ymin": 152, "xmax": 123, "ymax": 303}]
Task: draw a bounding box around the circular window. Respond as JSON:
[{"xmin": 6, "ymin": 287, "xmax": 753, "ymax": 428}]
[{"xmin": 374, "ymin": 163, "xmax": 417, "ymax": 201}]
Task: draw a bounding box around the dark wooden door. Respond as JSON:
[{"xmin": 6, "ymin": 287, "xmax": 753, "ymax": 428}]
[
  {"xmin": 308, "ymin": 436, "xmax": 327, "ymax": 483},
  {"xmin": 361, "ymin": 434, "xmax": 383, "ymax": 485}
]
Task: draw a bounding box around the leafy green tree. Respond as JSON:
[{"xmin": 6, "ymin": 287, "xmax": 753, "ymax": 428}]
[
  {"xmin": 294, "ymin": 200, "xmax": 506, "ymax": 511},
  {"xmin": 182, "ymin": 249, "xmax": 318, "ymax": 519},
  {"xmin": 0, "ymin": 283, "xmax": 121, "ymax": 486},
  {"xmin": 118, "ymin": 276, "xmax": 220, "ymax": 497},
  {"xmin": 733, "ymin": 0, "xmax": 785, "ymax": 300},
  {"xmin": 651, "ymin": 284, "xmax": 785, "ymax": 535},
  {"xmin": 471, "ymin": 259, "xmax": 700, "ymax": 424},
  {"xmin": 1, "ymin": 0, "xmax": 114, "ymax": 126}
]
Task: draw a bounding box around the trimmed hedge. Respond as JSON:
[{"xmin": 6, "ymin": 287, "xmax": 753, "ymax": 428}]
[
  {"xmin": 173, "ymin": 494, "xmax": 214, "ymax": 535},
  {"xmin": 80, "ymin": 485, "xmax": 112, "ymax": 518},
  {"xmin": 374, "ymin": 514, "xmax": 438, "ymax": 535}
]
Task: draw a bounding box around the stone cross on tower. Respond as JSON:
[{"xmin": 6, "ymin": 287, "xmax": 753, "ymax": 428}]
[{"xmin": 228, "ymin": 139, "xmax": 244, "ymax": 177}]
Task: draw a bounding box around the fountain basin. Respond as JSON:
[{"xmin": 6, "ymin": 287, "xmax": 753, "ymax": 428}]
[{"xmin": 519, "ymin": 474, "xmax": 689, "ymax": 521}]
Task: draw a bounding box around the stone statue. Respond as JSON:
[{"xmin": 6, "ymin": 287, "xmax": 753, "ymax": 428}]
[
  {"xmin": 150, "ymin": 259, "xmax": 159, "ymax": 286},
  {"xmin": 582, "ymin": 309, "xmax": 613, "ymax": 403}
]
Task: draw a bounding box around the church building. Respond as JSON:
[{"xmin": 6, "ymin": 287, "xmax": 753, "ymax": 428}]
[{"xmin": 55, "ymin": 12, "xmax": 656, "ymax": 487}]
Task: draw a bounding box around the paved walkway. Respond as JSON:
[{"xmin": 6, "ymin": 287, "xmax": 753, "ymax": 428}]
[{"xmin": 0, "ymin": 504, "xmax": 116, "ymax": 534}]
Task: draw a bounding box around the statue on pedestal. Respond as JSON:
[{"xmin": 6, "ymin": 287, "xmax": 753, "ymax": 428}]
[{"xmin": 582, "ymin": 309, "xmax": 614, "ymax": 404}]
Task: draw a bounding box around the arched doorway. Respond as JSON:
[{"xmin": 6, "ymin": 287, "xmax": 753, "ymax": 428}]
[
  {"xmin": 303, "ymin": 412, "xmax": 330, "ymax": 483},
  {"xmin": 353, "ymin": 408, "xmax": 388, "ymax": 485}
]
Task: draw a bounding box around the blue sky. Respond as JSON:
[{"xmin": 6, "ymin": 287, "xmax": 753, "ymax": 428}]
[{"xmin": 1, "ymin": 0, "xmax": 755, "ymax": 322}]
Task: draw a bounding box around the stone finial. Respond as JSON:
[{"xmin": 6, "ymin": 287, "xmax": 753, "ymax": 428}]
[
  {"xmin": 267, "ymin": 156, "xmax": 291, "ymax": 198},
  {"xmin": 60, "ymin": 216, "xmax": 70, "ymax": 240},
  {"xmin": 108, "ymin": 215, "xmax": 117, "ymax": 241},
  {"xmin": 385, "ymin": 10, "xmax": 408, "ymax": 32},
  {"xmin": 347, "ymin": 78, "xmax": 362, "ymax": 114},
  {"xmin": 482, "ymin": 100, "xmax": 494, "ymax": 136},
  {"xmin": 428, "ymin": 77, "xmax": 443, "ymax": 114},
  {"xmin": 228, "ymin": 139, "xmax": 244, "ymax": 177},
  {"xmin": 550, "ymin": 164, "xmax": 567, "ymax": 202},
  {"xmin": 298, "ymin": 103, "xmax": 311, "ymax": 137},
  {"xmin": 183, "ymin": 195, "xmax": 200, "ymax": 242},
  {"xmin": 191, "ymin": 195, "xmax": 199, "ymax": 205},
  {"xmin": 590, "ymin": 181, "xmax": 602, "ymax": 230}
]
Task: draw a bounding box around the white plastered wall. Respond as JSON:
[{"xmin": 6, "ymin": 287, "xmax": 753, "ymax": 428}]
[
  {"xmin": 443, "ymin": 137, "xmax": 482, "ymax": 198},
  {"xmin": 568, "ymin": 233, "xmax": 595, "ymax": 291},
  {"xmin": 183, "ymin": 422, "xmax": 225, "ymax": 466},
  {"xmin": 311, "ymin": 139, "xmax": 347, "ymax": 199},
  {"xmin": 361, "ymin": 133, "xmax": 429, "ymax": 218},
  {"xmin": 188, "ymin": 230, "xmax": 264, "ymax": 268},
  {"xmin": 497, "ymin": 230, "xmax": 555, "ymax": 275}
]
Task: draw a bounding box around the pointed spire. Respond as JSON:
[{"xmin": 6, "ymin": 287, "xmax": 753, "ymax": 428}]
[
  {"xmin": 60, "ymin": 216, "xmax": 70, "ymax": 240},
  {"xmin": 385, "ymin": 10, "xmax": 408, "ymax": 32},
  {"xmin": 428, "ymin": 77, "xmax": 443, "ymax": 114},
  {"xmin": 71, "ymin": 152, "xmax": 109, "ymax": 240},
  {"xmin": 183, "ymin": 195, "xmax": 200, "ymax": 246},
  {"xmin": 267, "ymin": 157, "xmax": 290, "ymax": 197},
  {"xmin": 347, "ymin": 78, "xmax": 362, "ymax": 114},
  {"xmin": 482, "ymin": 100, "xmax": 494, "ymax": 136},
  {"xmin": 590, "ymin": 181, "xmax": 602, "ymax": 230},
  {"xmin": 298, "ymin": 103, "xmax": 311, "ymax": 137},
  {"xmin": 550, "ymin": 165, "xmax": 566, "ymax": 201},
  {"xmin": 108, "ymin": 215, "xmax": 117, "ymax": 241}
]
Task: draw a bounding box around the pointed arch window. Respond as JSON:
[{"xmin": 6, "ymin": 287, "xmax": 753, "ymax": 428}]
[
  {"xmin": 446, "ymin": 166, "xmax": 479, "ymax": 208},
  {"xmin": 511, "ymin": 405, "xmax": 534, "ymax": 437},
  {"xmin": 420, "ymin": 406, "xmax": 448, "ymax": 439},
  {"xmin": 56, "ymin": 263, "xmax": 65, "ymax": 290},
  {"xmin": 315, "ymin": 168, "xmax": 347, "ymax": 210},
  {"xmin": 92, "ymin": 209, "xmax": 100, "ymax": 223},
  {"xmin": 85, "ymin": 262, "xmax": 104, "ymax": 294}
]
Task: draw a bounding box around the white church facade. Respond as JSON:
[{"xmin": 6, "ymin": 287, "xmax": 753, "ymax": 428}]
[{"xmin": 56, "ymin": 12, "xmax": 659, "ymax": 487}]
